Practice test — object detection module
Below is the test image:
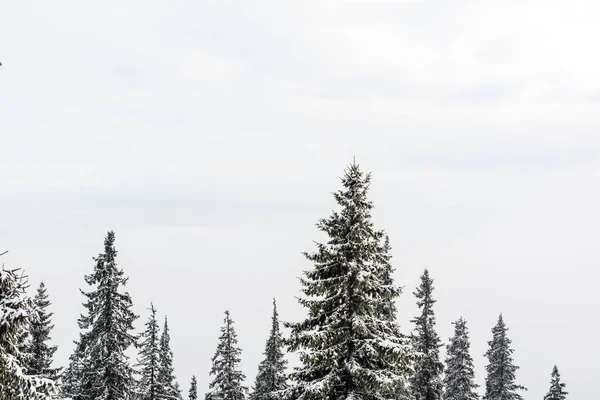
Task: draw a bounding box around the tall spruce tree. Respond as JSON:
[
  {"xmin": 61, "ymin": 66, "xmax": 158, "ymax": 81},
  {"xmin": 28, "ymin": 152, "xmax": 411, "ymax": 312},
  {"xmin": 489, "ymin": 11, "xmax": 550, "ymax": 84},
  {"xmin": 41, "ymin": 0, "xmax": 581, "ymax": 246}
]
[
  {"xmin": 137, "ymin": 303, "xmax": 161, "ymax": 400},
  {"xmin": 25, "ymin": 282, "xmax": 60, "ymax": 380},
  {"xmin": 67, "ymin": 231, "xmax": 139, "ymax": 400},
  {"xmin": 410, "ymin": 269, "xmax": 444, "ymax": 400},
  {"xmin": 285, "ymin": 162, "xmax": 410, "ymax": 400},
  {"xmin": 249, "ymin": 299, "xmax": 288, "ymax": 400},
  {"xmin": 158, "ymin": 316, "xmax": 180, "ymax": 400},
  {"xmin": 0, "ymin": 265, "xmax": 56, "ymax": 399},
  {"xmin": 543, "ymin": 366, "xmax": 567, "ymax": 400},
  {"xmin": 206, "ymin": 310, "xmax": 247, "ymax": 400},
  {"xmin": 189, "ymin": 376, "xmax": 198, "ymax": 400},
  {"xmin": 483, "ymin": 315, "xmax": 526, "ymax": 400},
  {"xmin": 443, "ymin": 318, "xmax": 478, "ymax": 400}
]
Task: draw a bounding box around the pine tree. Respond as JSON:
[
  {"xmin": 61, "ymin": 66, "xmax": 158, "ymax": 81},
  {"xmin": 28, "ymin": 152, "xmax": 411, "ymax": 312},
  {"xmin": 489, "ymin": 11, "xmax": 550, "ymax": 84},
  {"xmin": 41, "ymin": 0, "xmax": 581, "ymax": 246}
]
[
  {"xmin": 249, "ymin": 299, "xmax": 288, "ymax": 400},
  {"xmin": 25, "ymin": 282, "xmax": 60, "ymax": 380},
  {"xmin": 189, "ymin": 376, "xmax": 198, "ymax": 400},
  {"xmin": 483, "ymin": 315, "xmax": 526, "ymax": 400},
  {"xmin": 69, "ymin": 231, "xmax": 139, "ymax": 400},
  {"xmin": 206, "ymin": 310, "xmax": 247, "ymax": 400},
  {"xmin": 285, "ymin": 162, "xmax": 411, "ymax": 400},
  {"xmin": 137, "ymin": 303, "xmax": 162, "ymax": 400},
  {"xmin": 543, "ymin": 366, "xmax": 567, "ymax": 400},
  {"xmin": 158, "ymin": 316, "xmax": 180, "ymax": 400},
  {"xmin": 376, "ymin": 235, "xmax": 411, "ymax": 400},
  {"xmin": 410, "ymin": 269, "xmax": 444, "ymax": 400},
  {"xmin": 0, "ymin": 265, "xmax": 56, "ymax": 399},
  {"xmin": 443, "ymin": 318, "xmax": 478, "ymax": 400},
  {"xmin": 61, "ymin": 344, "xmax": 87, "ymax": 400}
]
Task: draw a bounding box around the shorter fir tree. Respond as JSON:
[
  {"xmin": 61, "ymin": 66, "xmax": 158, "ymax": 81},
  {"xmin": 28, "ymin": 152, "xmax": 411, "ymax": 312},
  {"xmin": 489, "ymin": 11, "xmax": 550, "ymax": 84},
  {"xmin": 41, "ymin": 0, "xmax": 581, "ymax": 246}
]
[
  {"xmin": 543, "ymin": 366, "xmax": 567, "ymax": 400},
  {"xmin": 443, "ymin": 318, "xmax": 478, "ymax": 400},
  {"xmin": 0, "ymin": 266, "xmax": 56, "ymax": 399},
  {"xmin": 189, "ymin": 376, "xmax": 198, "ymax": 400},
  {"xmin": 158, "ymin": 316, "xmax": 180, "ymax": 400},
  {"xmin": 206, "ymin": 310, "xmax": 247, "ymax": 400},
  {"xmin": 410, "ymin": 269, "xmax": 444, "ymax": 400},
  {"xmin": 249, "ymin": 299, "xmax": 288, "ymax": 400},
  {"xmin": 483, "ymin": 314, "xmax": 526, "ymax": 400},
  {"xmin": 137, "ymin": 303, "xmax": 161, "ymax": 400},
  {"xmin": 25, "ymin": 282, "xmax": 61, "ymax": 380}
]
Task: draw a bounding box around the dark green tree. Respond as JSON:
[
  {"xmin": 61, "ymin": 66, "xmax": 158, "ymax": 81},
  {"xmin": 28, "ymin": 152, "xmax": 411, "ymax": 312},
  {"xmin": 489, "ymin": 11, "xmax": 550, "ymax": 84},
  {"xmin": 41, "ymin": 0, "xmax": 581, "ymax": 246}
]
[
  {"xmin": 206, "ymin": 310, "xmax": 247, "ymax": 400},
  {"xmin": 189, "ymin": 376, "xmax": 198, "ymax": 400},
  {"xmin": 249, "ymin": 299, "xmax": 288, "ymax": 400},
  {"xmin": 25, "ymin": 282, "xmax": 60, "ymax": 380},
  {"xmin": 65, "ymin": 231, "xmax": 138, "ymax": 400},
  {"xmin": 137, "ymin": 303, "xmax": 161, "ymax": 400},
  {"xmin": 443, "ymin": 318, "xmax": 478, "ymax": 400},
  {"xmin": 410, "ymin": 269, "xmax": 444, "ymax": 400},
  {"xmin": 483, "ymin": 315, "xmax": 526, "ymax": 400},
  {"xmin": 0, "ymin": 265, "xmax": 56, "ymax": 399},
  {"xmin": 158, "ymin": 317, "xmax": 180, "ymax": 400},
  {"xmin": 543, "ymin": 366, "xmax": 567, "ymax": 400},
  {"xmin": 285, "ymin": 162, "xmax": 411, "ymax": 400}
]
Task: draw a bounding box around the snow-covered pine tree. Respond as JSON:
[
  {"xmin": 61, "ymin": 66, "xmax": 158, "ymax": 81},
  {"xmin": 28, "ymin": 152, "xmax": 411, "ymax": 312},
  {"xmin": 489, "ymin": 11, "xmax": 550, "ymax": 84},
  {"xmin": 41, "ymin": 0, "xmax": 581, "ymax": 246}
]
[
  {"xmin": 0, "ymin": 265, "xmax": 56, "ymax": 399},
  {"xmin": 376, "ymin": 234, "xmax": 412, "ymax": 400},
  {"xmin": 206, "ymin": 310, "xmax": 247, "ymax": 400},
  {"xmin": 174, "ymin": 382, "xmax": 184, "ymax": 400},
  {"xmin": 285, "ymin": 162, "xmax": 410, "ymax": 400},
  {"xmin": 136, "ymin": 303, "xmax": 162, "ymax": 400},
  {"xmin": 442, "ymin": 318, "xmax": 478, "ymax": 400},
  {"xmin": 543, "ymin": 366, "xmax": 567, "ymax": 400},
  {"xmin": 61, "ymin": 344, "xmax": 87, "ymax": 400},
  {"xmin": 249, "ymin": 299, "xmax": 288, "ymax": 400},
  {"xmin": 158, "ymin": 316, "xmax": 180, "ymax": 400},
  {"xmin": 25, "ymin": 281, "xmax": 61, "ymax": 381},
  {"xmin": 69, "ymin": 231, "xmax": 139, "ymax": 400},
  {"xmin": 189, "ymin": 376, "xmax": 198, "ymax": 400},
  {"xmin": 483, "ymin": 314, "xmax": 526, "ymax": 400},
  {"xmin": 410, "ymin": 269, "xmax": 444, "ymax": 400}
]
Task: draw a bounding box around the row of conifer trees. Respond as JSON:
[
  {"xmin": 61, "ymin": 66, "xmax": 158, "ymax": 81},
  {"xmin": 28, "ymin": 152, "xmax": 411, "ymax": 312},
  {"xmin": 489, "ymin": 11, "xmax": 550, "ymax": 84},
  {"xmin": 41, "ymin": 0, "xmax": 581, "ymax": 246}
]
[{"xmin": 1, "ymin": 162, "xmax": 569, "ymax": 400}]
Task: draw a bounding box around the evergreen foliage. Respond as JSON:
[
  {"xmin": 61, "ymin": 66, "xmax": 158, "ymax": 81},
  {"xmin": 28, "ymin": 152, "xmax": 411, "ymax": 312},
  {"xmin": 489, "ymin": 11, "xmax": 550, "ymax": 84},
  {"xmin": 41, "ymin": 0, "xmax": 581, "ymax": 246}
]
[
  {"xmin": 410, "ymin": 269, "xmax": 444, "ymax": 400},
  {"xmin": 137, "ymin": 303, "xmax": 162, "ymax": 400},
  {"xmin": 206, "ymin": 310, "xmax": 247, "ymax": 400},
  {"xmin": 285, "ymin": 162, "xmax": 411, "ymax": 400},
  {"xmin": 442, "ymin": 318, "xmax": 478, "ymax": 400},
  {"xmin": 0, "ymin": 266, "xmax": 56, "ymax": 399},
  {"xmin": 25, "ymin": 282, "xmax": 60, "ymax": 380},
  {"xmin": 158, "ymin": 317, "xmax": 180, "ymax": 400},
  {"xmin": 249, "ymin": 299, "xmax": 288, "ymax": 400},
  {"xmin": 543, "ymin": 366, "xmax": 567, "ymax": 400},
  {"xmin": 189, "ymin": 376, "xmax": 198, "ymax": 400},
  {"xmin": 65, "ymin": 231, "xmax": 139, "ymax": 400},
  {"xmin": 483, "ymin": 315, "xmax": 526, "ymax": 400}
]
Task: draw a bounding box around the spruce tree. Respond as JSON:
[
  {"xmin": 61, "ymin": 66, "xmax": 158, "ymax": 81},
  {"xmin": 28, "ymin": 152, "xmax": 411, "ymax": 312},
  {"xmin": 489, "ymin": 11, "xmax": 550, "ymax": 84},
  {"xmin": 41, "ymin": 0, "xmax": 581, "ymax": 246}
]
[
  {"xmin": 285, "ymin": 162, "xmax": 410, "ymax": 400},
  {"xmin": 410, "ymin": 269, "xmax": 444, "ymax": 400},
  {"xmin": 69, "ymin": 231, "xmax": 139, "ymax": 400},
  {"xmin": 376, "ymin": 234, "xmax": 411, "ymax": 400},
  {"xmin": 158, "ymin": 316, "xmax": 180, "ymax": 400},
  {"xmin": 206, "ymin": 310, "xmax": 247, "ymax": 400},
  {"xmin": 249, "ymin": 299, "xmax": 288, "ymax": 400},
  {"xmin": 543, "ymin": 366, "xmax": 567, "ymax": 400},
  {"xmin": 0, "ymin": 266, "xmax": 56, "ymax": 399},
  {"xmin": 189, "ymin": 376, "xmax": 198, "ymax": 400},
  {"xmin": 443, "ymin": 318, "xmax": 478, "ymax": 400},
  {"xmin": 137, "ymin": 303, "xmax": 162, "ymax": 400},
  {"xmin": 483, "ymin": 315, "xmax": 526, "ymax": 400},
  {"xmin": 25, "ymin": 282, "xmax": 60, "ymax": 380}
]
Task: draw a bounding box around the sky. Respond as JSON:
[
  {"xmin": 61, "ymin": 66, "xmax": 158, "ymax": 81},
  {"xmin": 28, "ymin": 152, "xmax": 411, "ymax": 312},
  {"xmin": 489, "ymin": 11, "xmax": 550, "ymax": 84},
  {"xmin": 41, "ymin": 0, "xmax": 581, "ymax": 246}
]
[{"xmin": 1, "ymin": 0, "xmax": 599, "ymax": 398}]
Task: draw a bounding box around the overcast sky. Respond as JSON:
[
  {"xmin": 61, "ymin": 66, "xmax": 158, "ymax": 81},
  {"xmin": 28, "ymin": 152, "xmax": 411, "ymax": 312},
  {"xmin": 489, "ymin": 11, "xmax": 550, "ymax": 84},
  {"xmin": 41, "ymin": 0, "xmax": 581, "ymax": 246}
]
[{"xmin": 1, "ymin": 0, "xmax": 599, "ymax": 399}]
